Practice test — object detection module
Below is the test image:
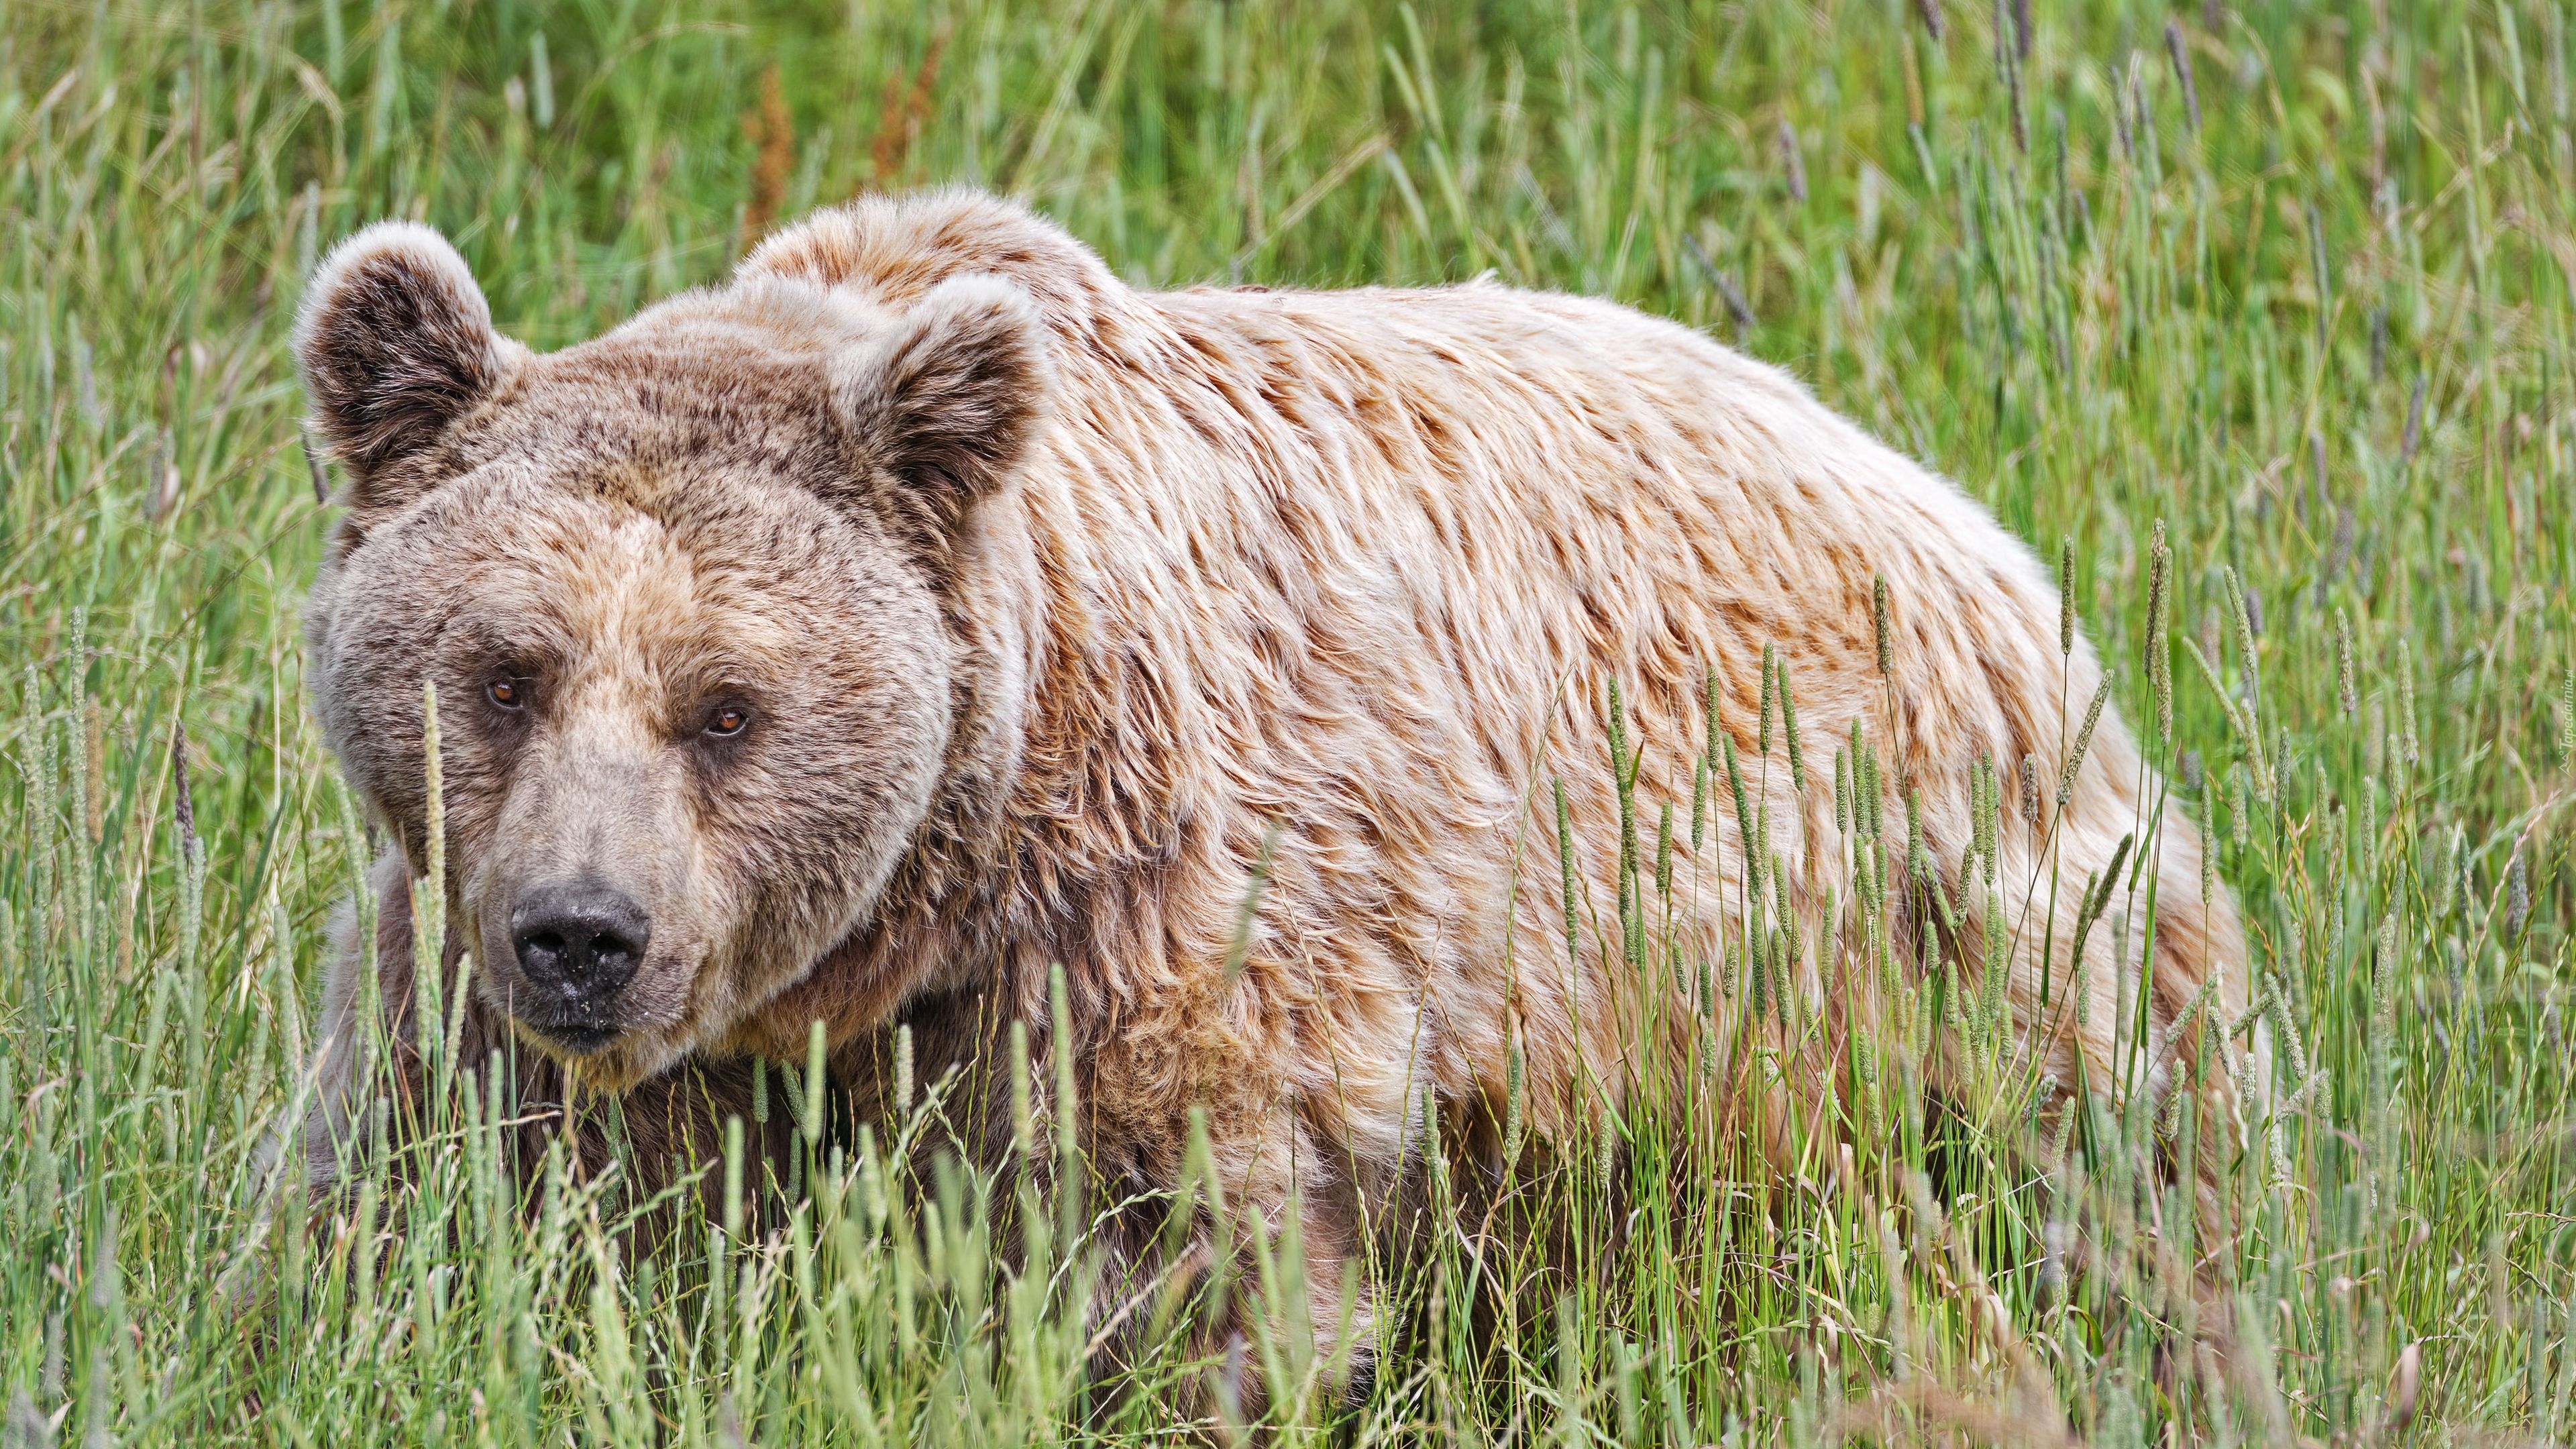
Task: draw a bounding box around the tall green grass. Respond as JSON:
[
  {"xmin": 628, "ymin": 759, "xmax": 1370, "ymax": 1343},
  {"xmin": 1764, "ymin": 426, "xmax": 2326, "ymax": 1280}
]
[{"xmin": 2, "ymin": 0, "xmax": 2571, "ymax": 1442}]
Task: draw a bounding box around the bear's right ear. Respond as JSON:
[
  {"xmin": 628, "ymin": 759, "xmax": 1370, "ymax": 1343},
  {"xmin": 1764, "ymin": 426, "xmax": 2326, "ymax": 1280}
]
[
  {"xmin": 830, "ymin": 275, "xmax": 1047, "ymax": 572},
  {"xmin": 294, "ymin": 221, "xmax": 518, "ymax": 506}
]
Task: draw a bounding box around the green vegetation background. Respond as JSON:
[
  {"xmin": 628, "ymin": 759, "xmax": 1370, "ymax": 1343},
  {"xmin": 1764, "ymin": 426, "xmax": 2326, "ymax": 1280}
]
[{"xmin": 1, "ymin": 0, "xmax": 2571, "ymax": 1442}]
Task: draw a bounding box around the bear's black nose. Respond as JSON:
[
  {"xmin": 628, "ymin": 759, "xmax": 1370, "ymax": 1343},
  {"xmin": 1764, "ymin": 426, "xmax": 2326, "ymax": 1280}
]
[{"xmin": 511, "ymin": 885, "xmax": 650, "ymax": 1006}]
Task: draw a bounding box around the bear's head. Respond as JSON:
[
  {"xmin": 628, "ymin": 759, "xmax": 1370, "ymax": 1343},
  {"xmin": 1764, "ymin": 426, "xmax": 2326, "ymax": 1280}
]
[{"xmin": 294, "ymin": 219, "xmax": 1049, "ymax": 1089}]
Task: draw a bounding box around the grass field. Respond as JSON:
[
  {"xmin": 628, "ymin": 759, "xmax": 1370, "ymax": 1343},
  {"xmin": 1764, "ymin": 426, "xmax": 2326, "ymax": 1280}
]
[{"xmin": 4, "ymin": 0, "xmax": 2574, "ymax": 1442}]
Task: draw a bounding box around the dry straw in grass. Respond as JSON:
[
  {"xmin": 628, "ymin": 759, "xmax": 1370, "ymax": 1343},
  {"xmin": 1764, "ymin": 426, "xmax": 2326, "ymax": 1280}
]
[{"xmin": 739, "ymin": 64, "xmax": 794, "ymax": 250}]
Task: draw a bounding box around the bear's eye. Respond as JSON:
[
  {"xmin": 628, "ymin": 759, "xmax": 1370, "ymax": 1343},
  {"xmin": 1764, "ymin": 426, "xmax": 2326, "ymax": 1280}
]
[
  {"xmin": 487, "ymin": 679, "xmax": 524, "ymax": 710},
  {"xmin": 706, "ymin": 705, "xmax": 752, "ymax": 738}
]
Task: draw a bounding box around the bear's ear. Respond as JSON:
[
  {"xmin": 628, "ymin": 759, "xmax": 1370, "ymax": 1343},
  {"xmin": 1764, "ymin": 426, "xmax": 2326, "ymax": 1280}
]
[
  {"xmin": 294, "ymin": 221, "xmax": 517, "ymax": 505},
  {"xmin": 833, "ymin": 275, "xmax": 1047, "ymax": 563}
]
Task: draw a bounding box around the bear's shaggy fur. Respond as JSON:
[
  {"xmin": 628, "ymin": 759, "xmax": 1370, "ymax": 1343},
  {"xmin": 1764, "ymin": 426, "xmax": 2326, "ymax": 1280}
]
[{"xmin": 294, "ymin": 190, "xmax": 2248, "ymax": 1367}]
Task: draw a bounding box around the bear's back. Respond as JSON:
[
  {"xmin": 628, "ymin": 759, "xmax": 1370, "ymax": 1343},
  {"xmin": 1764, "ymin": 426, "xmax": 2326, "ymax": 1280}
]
[{"xmin": 743, "ymin": 191, "xmax": 2063, "ymax": 810}]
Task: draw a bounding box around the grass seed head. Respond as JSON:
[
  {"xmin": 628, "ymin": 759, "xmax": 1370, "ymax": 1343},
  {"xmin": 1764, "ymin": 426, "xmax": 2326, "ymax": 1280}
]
[
  {"xmin": 2506, "ymin": 852, "xmax": 2530, "ymax": 940},
  {"xmin": 1874, "ymin": 574, "xmax": 1893, "ymax": 676},
  {"xmin": 2057, "ymin": 680, "xmax": 2110, "ymax": 806},
  {"xmin": 1691, "ymin": 752, "xmax": 1709, "ymax": 853},
  {"xmin": 1778, "ymin": 657, "xmax": 1805, "ymax": 788},
  {"xmin": 2559, "ymin": 667, "xmax": 2573, "ymax": 765},
  {"xmin": 2336, "ymin": 608, "xmax": 2359, "ymax": 716},
  {"xmin": 1834, "ymin": 747, "xmax": 1851, "ymax": 836},
  {"xmin": 894, "ymin": 1021, "xmax": 916, "ymax": 1119},
  {"xmin": 1759, "ymin": 643, "xmax": 1777, "ymax": 757},
  {"xmin": 2147, "ymin": 521, "xmax": 2172, "ymax": 742},
  {"xmin": 2058, "ymin": 536, "xmax": 2076, "ymax": 655}
]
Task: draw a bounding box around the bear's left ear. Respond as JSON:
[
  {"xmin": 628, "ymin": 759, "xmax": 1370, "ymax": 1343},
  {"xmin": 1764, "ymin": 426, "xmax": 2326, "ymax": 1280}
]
[
  {"xmin": 833, "ymin": 275, "xmax": 1048, "ymax": 563},
  {"xmin": 295, "ymin": 221, "xmax": 521, "ymax": 507}
]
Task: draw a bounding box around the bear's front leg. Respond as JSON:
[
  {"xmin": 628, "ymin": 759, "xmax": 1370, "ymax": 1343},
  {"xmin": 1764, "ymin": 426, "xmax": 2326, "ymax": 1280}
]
[
  {"xmin": 1183, "ymin": 1115, "xmax": 1385, "ymax": 1425},
  {"xmin": 300, "ymin": 851, "xmax": 433, "ymax": 1199},
  {"xmin": 1071, "ymin": 1163, "xmax": 1378, "ymax": 1428}
]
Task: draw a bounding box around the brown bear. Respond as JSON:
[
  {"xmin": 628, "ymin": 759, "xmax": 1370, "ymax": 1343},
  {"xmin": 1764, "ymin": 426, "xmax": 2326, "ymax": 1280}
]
[{"xmin": 292, "ymin": 189, "xmax": 2250, "ymax": 1376}]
